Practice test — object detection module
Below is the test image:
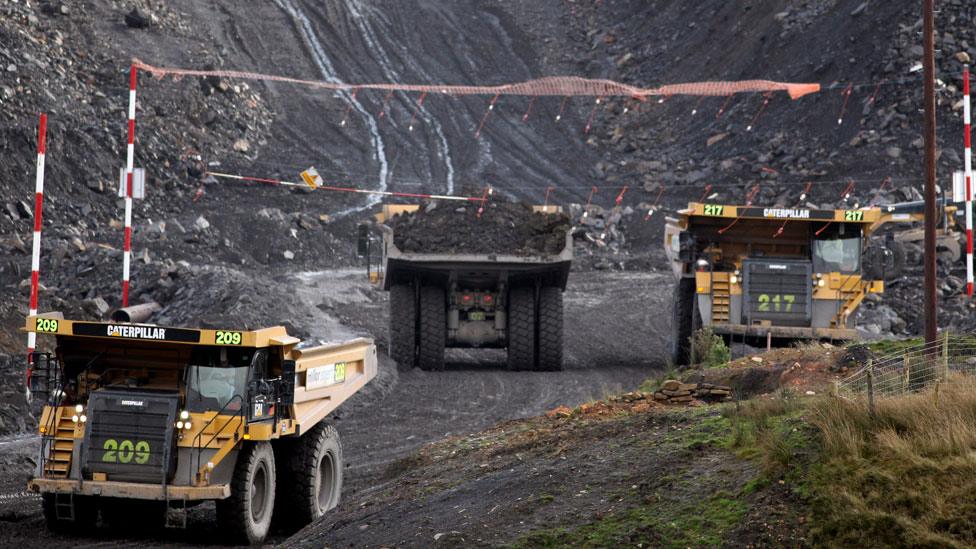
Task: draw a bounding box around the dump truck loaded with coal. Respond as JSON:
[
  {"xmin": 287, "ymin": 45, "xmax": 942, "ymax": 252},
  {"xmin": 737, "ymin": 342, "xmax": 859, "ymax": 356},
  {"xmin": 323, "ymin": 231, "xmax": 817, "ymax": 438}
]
[
  {"xmin": 365, "ymin": 204, "xmax": 572, "ymax": 371},
  {"xmin": 25, "ymin": 312, "xmax": 376, "ymax": 544}
]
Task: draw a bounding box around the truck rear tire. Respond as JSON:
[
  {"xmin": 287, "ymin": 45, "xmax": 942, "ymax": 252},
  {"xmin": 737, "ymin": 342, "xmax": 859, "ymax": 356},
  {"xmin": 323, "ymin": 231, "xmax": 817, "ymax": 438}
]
[
  {"xmin": 507, "ymin": 287, "xmax": 536, "ymax": 370},
  {"xmin": 275, "ymin": 422, "xmax": 343, "ymax": 530},
  {"xmin": 41, "ymin": 493, "xmax": 97, "ymax": 533},
  {"xmin": 536, "ymin": 286, "xmax": 564, "ymax": 371},
  {"xmin": 418, "ymin": 286, "xmax": 446, "ymax": 371},
  {"xmin": 390, "ymin": 284, "xmax": 417, "ymax": 371},
  {"xmin": 216, "ymin": 441, "xmax": 276, "ymax": 545},
  {"xmin": 670, "ymin": 278, "xmax": 696, "ymax": 366}
]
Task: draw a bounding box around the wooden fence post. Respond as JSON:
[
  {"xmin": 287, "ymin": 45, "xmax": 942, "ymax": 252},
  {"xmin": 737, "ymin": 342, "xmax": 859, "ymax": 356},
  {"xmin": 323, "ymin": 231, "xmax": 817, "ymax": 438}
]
[
  {"xmin": 942, "ymin": 331, "xmax": 950, "ymax": 382},
  {"xmin": 903, "ymin": 355, "xmax": 910, "ymax": 393},
  {"xmin": 867, "ymin": 359, "xmax": 876, "ymax": 417}
]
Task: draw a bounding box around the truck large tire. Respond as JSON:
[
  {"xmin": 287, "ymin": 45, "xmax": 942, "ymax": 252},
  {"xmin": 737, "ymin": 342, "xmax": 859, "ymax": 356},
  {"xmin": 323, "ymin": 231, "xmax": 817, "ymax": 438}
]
[
  {"xmin": 536, "ymin": 286, "xmax": 564, "ymax": 371},
  {"xmin": 41, "ymin": 493, "xmax": 97, "ymax": 533},
  {"xmin": 507, "ymin": 286, "xmax": 536, "ymax": 370},
  {"xmin": 389, "ymin": 283, "xmax": 417, "ymax": 371},
  {"xmin": 670, "ymin": 278, "xmax": 696, "ymax": 366},
  {"xmin": 216, "ymin": 441, "xmax": 276, "ymax": 545},
  {"xmin": 418, "ymin": 286, "xmax": 446, "ymax": 371},
  {"xmin": 274, "ymin": 422, "xmax": 343, "ymax": 531}
]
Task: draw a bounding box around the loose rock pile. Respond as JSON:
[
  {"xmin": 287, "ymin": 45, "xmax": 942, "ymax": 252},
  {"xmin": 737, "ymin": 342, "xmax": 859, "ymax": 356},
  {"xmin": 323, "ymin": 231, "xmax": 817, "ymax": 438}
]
[
  {"xmin": 391, "ymin": 201, "xmax": 570, "ymax": 255},
  {"xmin": 653, "ymin": 379, "xmax": 733, "ymax": 404}
]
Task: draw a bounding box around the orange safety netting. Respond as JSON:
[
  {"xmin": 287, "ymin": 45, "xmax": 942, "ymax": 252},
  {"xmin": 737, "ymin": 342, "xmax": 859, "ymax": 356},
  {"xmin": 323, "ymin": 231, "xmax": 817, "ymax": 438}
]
[{"xmin": 132, "ymin": 59, "xmax": 820, "ymax": 100}]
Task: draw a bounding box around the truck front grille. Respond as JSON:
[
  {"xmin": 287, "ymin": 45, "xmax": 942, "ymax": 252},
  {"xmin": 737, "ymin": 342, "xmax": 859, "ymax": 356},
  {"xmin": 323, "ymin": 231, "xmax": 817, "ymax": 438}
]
[
  {"xmin": 82, "ymin": 389, "xmax": 179, "ymax": 483},
  {"xmin": 743, "ymin": 259, "xmax": 812, "ymax": 327}
]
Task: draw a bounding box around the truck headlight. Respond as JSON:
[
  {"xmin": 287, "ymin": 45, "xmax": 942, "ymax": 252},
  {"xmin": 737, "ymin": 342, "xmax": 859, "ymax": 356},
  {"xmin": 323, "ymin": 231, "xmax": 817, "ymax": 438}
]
[
  {"xmin": 75, "ymin": 404, "xmax": 84, "ymax": 414},
  {"xmin": 176, "ymin": 421, "xmax": 184, "ymax": 429},
  {"xmin": 180, "ymin": 410, "xmax": 190, "ymax": 420},
  {"xmin": 818, "ymin": 279, "xmax": 825, "ymax": 287},
  {"xmin": 79, "ymin": 414, "xmax": 87, "ymax": 423},
  {"xmin": 71, "ymin": 415, "xmax": 79, "ymax": 423},
  {"xmin": 730, "ymin": 275, "xmax": 738, "ymax": 284}
]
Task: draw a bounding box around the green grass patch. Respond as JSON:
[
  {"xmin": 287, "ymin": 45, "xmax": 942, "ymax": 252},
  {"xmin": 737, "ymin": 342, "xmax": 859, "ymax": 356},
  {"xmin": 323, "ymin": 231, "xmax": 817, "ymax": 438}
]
[{"xmin": 515, "ymin": 493, "xmax": 747, "ymax": 548}]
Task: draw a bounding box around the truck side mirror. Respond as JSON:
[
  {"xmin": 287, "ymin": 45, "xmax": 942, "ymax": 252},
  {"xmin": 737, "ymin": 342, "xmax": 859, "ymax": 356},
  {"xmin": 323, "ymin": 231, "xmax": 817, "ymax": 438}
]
[
  {"xmin": 357, "ymin": 223, "xmax": 370, "ymax": 258},
  {"xmin": 678, "ymin": 233, "xmax": 695, "ymax": 262},
  {"xmin": 279, "ymin": 360, "xmax": 296, "ymax": 406}
]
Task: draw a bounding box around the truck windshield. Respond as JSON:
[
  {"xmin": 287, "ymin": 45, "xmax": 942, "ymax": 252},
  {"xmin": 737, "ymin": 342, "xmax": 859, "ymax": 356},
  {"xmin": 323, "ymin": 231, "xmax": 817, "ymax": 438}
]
[
  {"xmin": 813, "ymin": 236, "xmax": 861, "ymax": 274},
  {"xmin": 185, "ymin": 366, "xmax": 248, "ymax": 412}
]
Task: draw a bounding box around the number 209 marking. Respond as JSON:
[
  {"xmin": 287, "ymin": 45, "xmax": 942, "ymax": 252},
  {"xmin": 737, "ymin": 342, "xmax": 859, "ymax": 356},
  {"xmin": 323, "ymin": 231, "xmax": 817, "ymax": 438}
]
[
  {"xmin": 35, "ymin": 318, "xmax": 59, "ymax": 333},
  {"xmin": 215, "ymin": 331, "xmax": 242, "ymax": 345},
  {"xmin": 102, "ymin": 439, "xmax": 150, "ymax": 464}
]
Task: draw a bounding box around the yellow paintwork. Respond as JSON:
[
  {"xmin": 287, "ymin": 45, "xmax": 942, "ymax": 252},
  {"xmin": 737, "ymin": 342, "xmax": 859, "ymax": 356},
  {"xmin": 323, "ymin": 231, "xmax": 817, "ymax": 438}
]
[{"xmin": 25, "ymin": 314, "xmax": 291, "ymax": 348}]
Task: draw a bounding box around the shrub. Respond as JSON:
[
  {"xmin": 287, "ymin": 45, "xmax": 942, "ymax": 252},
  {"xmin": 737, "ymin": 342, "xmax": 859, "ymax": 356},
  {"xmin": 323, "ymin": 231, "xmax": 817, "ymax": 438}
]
[{"xmin": 690, "ymin": 326, "xmax": 731, "ymax": 368}]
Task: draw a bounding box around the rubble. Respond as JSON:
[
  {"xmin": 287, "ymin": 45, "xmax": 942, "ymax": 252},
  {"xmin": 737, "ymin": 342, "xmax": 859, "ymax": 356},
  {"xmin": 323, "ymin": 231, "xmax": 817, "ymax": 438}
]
[{"xmin": 652, "ymin": 380, "xmax": 733, "ymax": 404}]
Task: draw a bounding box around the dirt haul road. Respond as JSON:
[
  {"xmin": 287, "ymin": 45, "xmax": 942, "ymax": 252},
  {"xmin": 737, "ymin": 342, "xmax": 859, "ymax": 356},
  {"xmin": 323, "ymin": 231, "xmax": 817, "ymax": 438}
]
[{"xmin": 0, "ymin": 269, "xmax": 669, "ymax": 546}]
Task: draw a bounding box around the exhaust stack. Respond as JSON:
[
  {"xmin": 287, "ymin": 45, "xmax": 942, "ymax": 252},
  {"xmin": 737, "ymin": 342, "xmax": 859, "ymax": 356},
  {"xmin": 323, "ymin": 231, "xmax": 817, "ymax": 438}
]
[{"xmin": 110, "ymin": 302, "xmax": 161, "ymax": 323}]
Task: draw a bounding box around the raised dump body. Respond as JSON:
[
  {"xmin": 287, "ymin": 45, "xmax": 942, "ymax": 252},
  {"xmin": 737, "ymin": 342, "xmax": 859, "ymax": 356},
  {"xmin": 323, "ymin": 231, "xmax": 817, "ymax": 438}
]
[
  {"xmin": 366, "ymin": 204, "xmax": 572, "ymax": 371},
  {"xmin": 25, "ymin": 313, "xmax": 376, "ymax": 544}
]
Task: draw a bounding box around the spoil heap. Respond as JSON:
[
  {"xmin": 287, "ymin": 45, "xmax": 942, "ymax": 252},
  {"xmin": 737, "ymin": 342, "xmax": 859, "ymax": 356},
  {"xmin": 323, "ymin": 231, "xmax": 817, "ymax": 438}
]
[{"xmin": 391, "ymin": 201, "xmax": 570, "ymax": 255}]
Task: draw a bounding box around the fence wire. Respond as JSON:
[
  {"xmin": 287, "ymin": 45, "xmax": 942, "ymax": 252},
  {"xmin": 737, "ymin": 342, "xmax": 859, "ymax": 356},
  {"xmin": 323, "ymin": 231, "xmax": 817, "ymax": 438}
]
[{"xmin": 836, "ymin": 334, "xmax": 976, "ymax": 399}]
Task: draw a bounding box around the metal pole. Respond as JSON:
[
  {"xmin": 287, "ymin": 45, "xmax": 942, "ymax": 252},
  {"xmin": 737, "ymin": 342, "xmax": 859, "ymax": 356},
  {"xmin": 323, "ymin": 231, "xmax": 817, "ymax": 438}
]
[
  {"xmin": 923, "ymin": 0, "xmax": 938, "ymax": 347},
  {"xmin": 27, "ymin": 113, "xmax": 47, "ymax": 369}
]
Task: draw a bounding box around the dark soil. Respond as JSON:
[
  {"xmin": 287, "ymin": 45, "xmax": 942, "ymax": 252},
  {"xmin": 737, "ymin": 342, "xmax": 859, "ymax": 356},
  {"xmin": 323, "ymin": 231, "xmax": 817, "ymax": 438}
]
[
  {"xmin": 391, "ymin": 201, "xmax": 571, "ymax": 256},
  {"xmin": 286, "ymin": 404, "xmax": 805, "ymax": 548}
]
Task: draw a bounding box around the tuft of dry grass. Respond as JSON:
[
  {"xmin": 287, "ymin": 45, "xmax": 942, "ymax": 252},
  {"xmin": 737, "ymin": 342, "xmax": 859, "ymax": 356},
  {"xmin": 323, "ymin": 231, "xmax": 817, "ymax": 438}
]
[{"xmin": 808, "ymin": 374, "xmax": 976, "ymax": 547}]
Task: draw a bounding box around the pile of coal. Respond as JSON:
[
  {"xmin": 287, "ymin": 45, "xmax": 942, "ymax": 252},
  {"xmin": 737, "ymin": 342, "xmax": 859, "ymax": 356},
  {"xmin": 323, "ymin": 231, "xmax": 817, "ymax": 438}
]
[{"xmin": 391, "ymin": 201, "xmax": 571, "ymax": 256}]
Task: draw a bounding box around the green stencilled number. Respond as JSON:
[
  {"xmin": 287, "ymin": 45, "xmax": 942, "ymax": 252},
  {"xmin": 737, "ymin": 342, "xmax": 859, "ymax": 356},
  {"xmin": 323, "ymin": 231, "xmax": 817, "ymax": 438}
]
[
  {"xmin": 102, "ymin": 439, "xmax": 118, "ymax": 462},
  {"xmin": 35, "ymin": 318, "xmax": 59, "ymax": 333},
  {"xmin": 757, "ymin": 294, "xmax": 797, "ymax": 313},
  {"xmin": 134, "ymin": 441, "xmax": 150, "ymax": 464},
  {"xmin": 215, "ymin": 330, "xmax": 242, "ymax": 345},
  {"xmin": 102, "ymin": 438, "xmax": 150, "ymax": 463},
  {"xmin": 703, "ymin": 204, "xmax": 725, "ymax": 216},
  {"xmin": 117, "ymin": 440, "xmax": 134, "ymax": 463},
  {"xmin": 845, "ymin": 210, "xmax": 864, "ymax": 222}
]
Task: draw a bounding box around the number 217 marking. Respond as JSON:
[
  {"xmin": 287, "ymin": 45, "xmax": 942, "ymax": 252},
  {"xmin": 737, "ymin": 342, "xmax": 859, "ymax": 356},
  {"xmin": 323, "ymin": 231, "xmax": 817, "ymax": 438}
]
[{"xmin": 757, "ymin": 294, "xmax": 796, "ymax": 312}]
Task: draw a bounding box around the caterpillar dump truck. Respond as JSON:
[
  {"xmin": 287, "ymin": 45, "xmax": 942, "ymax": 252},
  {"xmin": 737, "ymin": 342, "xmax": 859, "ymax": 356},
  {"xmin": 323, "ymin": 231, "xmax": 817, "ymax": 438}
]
[
  {"xmin": 664, "ymin": 201, "xmax": 940, "ymax": 364},
  {"xmin": 363, "ymin": 204, "xmax": 572, "ymax": 371},
  {"xmin": 25, "ymin": 312, "xmax": 376, "ymax": 544}
]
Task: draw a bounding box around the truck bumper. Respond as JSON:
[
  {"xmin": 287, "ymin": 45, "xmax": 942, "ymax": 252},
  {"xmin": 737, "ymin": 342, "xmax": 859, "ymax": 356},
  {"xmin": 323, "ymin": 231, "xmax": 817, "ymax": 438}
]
[
  {"xmin": 710, "ymin": 324, "xmax": 858, "ymax": 340},
  {"xmin": 29, "ymin": 478, "xmax": 230, "ymax": 501}
]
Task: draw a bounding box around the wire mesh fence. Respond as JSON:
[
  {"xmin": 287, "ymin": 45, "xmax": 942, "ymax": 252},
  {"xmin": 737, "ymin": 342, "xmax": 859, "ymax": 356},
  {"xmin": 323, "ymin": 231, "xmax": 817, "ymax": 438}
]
[{"xmin": 836, "ymin": 333, "xmax": 976, "ymax": 400}]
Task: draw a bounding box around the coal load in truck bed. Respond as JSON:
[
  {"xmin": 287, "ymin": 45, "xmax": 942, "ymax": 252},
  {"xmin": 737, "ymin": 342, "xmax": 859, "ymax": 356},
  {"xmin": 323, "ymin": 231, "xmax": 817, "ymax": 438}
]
[{"xmin": 391, "ymin": 201, "xmax": 571, "ymax": 255}]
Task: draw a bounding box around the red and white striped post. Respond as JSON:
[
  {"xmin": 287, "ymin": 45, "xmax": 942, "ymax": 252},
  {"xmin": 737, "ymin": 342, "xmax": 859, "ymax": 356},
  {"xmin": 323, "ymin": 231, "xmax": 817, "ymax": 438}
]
[
  {"xmin": 27, "ymin": 113, "xmax": 48, "ymax": 368},
  {"xmin": 964, "ymin": 65, "xmax": 973, "ymax": 296},
  {"xmin": 122, "ymin": 65, "xmax": 137, "ymax": 307}
]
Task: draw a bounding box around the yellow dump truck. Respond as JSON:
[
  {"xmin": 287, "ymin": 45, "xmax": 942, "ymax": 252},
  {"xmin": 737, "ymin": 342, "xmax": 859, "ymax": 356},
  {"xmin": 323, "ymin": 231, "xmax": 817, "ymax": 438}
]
[
  {"xmin": 25, "ymin": 312, "xmax": 376, "ymax": 544},
  {"xmin": 664, "ymin": 203, "xmax": 896, "ymax": 364},
  {"xmin": 362, "ymin": 204, "xmax": 572, "ymax": 371}
]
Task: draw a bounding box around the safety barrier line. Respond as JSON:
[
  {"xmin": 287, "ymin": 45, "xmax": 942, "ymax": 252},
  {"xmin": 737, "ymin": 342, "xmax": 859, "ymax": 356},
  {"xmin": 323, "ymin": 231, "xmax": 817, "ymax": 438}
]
[{"xmin": 205, "ymin": 172, "xmax": 482, "ymax": 202}]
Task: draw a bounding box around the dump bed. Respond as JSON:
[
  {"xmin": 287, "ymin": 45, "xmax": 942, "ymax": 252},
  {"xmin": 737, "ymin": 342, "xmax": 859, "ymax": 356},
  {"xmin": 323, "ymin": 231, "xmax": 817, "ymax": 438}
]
[{"xmin": 375, "ymin": 204, "xmax": 573, "ymax": 290}]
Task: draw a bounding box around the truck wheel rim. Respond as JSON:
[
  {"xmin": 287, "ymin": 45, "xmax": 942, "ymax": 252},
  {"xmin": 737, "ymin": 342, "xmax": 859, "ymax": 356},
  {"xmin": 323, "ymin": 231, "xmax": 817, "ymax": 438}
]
[
  {"xmin": 317, "ymin": 452, "xmax": 335, "ymax": 510},
  {"xmin": 251, "ymin": 463, "xmax": 268, "ymax": 522}
]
